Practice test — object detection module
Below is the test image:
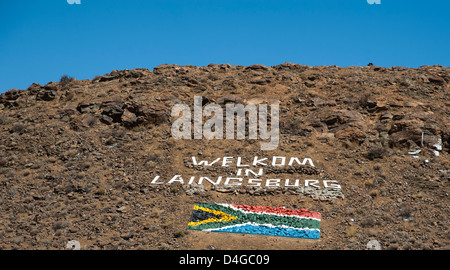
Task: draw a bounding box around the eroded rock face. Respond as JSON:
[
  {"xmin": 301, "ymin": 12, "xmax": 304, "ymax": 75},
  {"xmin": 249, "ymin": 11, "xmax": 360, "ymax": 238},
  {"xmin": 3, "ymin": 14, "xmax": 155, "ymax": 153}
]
[
  {"xmin": 305, "ymin": 109, "xmax": 368, "ymax": 143},
  {"xmin": 123, "ymin": 97, "xmax": 169, "ymax": 127},
  {"xmin": 0, "ymin": 89, "xmax": 23, "ymax": 107},
  {"xmin": 0, "ymin": 63, "xmax": 448, "ymax": 250}
]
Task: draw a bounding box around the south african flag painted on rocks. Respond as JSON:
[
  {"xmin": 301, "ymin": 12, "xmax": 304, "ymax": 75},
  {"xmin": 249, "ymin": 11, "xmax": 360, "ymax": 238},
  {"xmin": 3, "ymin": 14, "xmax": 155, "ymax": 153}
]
[{"xmin": 187, "ymin": 203, "xmax": 321, "ymax": 239}]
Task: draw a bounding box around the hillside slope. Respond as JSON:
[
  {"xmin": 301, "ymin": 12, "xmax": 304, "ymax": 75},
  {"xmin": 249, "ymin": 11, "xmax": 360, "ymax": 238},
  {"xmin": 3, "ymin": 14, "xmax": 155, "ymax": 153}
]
[{"xmin": 0, "ymin": 63, "xmax": 449, "ymax": 250}]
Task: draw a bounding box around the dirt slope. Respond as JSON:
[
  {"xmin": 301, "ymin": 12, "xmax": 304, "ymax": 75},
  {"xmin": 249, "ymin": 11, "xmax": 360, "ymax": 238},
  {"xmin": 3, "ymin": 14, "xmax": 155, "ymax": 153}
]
[{"xmin": 0, "ymin": 63, "xmax": 448, "ymax": 250}]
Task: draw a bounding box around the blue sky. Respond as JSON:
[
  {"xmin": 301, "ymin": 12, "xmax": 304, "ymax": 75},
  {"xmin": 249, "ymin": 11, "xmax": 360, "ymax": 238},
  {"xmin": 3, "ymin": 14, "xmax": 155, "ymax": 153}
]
[{"xmin": 1, "ymin": 0, "xmax": 449, "ymax": 92}]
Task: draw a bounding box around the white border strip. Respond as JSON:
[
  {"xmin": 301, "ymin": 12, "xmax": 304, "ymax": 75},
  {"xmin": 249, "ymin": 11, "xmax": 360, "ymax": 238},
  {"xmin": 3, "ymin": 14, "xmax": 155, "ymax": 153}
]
[
  {"xmin": 216, "ymin": 203, "xmax": 321, "ymax": 222},
  {"xmin": 205, "ymin": 222, "xmax": 320, "ymax": 233}
]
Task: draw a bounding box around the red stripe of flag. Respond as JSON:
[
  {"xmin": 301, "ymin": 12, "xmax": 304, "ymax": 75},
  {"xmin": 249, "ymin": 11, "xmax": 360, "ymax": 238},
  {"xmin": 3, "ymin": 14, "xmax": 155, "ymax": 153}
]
[{"xmin": 230, "ymin": 204, "xmax": 321, "ymax": 220}]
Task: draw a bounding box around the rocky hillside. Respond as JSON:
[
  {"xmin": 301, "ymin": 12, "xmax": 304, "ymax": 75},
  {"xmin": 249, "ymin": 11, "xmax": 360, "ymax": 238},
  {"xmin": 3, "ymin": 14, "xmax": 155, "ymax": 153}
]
[{"xmin": 0, "ymin": 63, "xmax": 448, "ymax": 250}]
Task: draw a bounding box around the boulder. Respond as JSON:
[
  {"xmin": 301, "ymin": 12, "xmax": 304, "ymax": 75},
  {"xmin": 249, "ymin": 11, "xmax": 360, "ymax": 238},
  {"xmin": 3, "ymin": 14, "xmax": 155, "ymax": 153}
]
[
  {"xmin": 244, "ymin": 64, "xmax": 269, "ymax": 71},
  {"xmin": 76, "ymin": 102, "xmax": 99, "ymax": 113},
  {"xmin": 100, "ymin": 100, "xmax": 124, "ymax": 123},
  {"xmin": 36, "ymin": 89, "xmax": 57, "ymax": 101},
  {"xmin": 121, "ymin": 109, "xmax": 138, "ymax": 127},
  {"xmin": 216, "ymin": 95, "xmax": 244, "ymax": 105},
  {"xmin": 124, "ymin": 98, "xmax": 169, "ymax": 127}
]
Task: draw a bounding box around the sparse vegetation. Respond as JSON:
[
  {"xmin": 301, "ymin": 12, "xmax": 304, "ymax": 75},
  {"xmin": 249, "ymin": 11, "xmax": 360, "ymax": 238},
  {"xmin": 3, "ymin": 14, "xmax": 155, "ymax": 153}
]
[
  {"xmin": 360, "ymin": 216, "xmax": 378, "ymax": 227},
  {"xmin": 150, "ymin": 209, "xmax": 161, "ymax": 218},
  {"xmin": 84, "ymin": 114, "xmax": 97, "ymax": 127},
  {"xmin": 95, "ymin": 188, "xmax": 106, "ymax": 195},
  {"xmin": 398, "ymin": 205, "xmax": 413, "ymax": 218},
  {"xmin": 0, "ymin": 116, "xmax": 14, "ymax": 125},
  {"xmin": 174, "ymin": 230, "xmax": 185, "ymax": 238},
  {"xmin": 346, "ymin": 226, "xmax": 356, "ymax": 237},
  {"xmin": 366, "ymin": 147, "xmax": 387, "ymax": 160},
  {"xmin": 60, "ymin": 74, "xmax": 75, "ymax": 86},
  {"xmin": 358, "ymin": 92, "xmax": 372, "ymax": 109},
  {"xmin": 10, "ymin": 122, "xmax": 28, "ymax": 134}
]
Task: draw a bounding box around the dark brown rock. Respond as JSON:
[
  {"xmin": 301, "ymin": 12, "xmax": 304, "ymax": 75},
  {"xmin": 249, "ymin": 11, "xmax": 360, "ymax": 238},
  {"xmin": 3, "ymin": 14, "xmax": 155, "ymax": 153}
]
[{"xmin": 36, "ymin": 89, "xmax": 57, "ymax": 101}]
